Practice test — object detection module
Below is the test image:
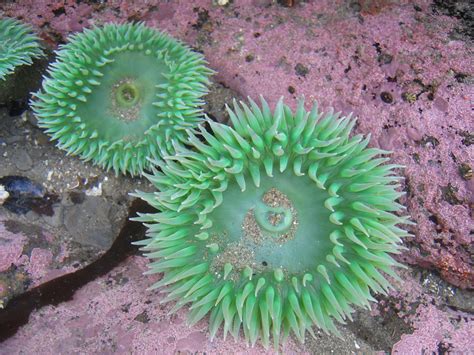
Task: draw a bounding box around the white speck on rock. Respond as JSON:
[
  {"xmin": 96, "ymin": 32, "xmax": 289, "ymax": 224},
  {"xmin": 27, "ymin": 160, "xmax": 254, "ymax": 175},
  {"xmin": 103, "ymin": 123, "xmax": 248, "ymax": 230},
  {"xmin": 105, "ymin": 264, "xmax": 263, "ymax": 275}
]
[
  {"xmin": 0, "ymin": 185, "xmax": 9, "ymax": 204},
  {"xmin": 86, "ymin": 182, "xmax": 103, "ymax": 196}
]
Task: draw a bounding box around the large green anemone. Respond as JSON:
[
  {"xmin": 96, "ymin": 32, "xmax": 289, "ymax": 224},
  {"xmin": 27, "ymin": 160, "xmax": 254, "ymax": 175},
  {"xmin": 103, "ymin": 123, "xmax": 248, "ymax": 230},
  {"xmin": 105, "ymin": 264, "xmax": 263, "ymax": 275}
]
[
  {"xmin": 32, "ymin": 23, "xmax": 213, "ymax": 175},
  {"xmin": 0, "ymin": 17, "xmax": 43, "ymax": 81},
  {"xmin": 134, "ymin": 97, "xmax": 411, "ymax": 348}
]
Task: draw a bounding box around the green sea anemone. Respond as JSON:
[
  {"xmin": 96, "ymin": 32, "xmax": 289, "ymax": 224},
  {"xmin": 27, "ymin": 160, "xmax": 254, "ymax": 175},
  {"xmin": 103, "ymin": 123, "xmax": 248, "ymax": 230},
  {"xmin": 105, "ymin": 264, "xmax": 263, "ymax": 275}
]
[
  {"xmin": 32, "ymin": 23, "xmax": 213, "ymax": 176},
  {"xmin": 0, "ymin": 17, "xmax": 43, "ymax": 81},
  {"xmin": 134, "ymin": 97, "xmax": 411, "ymax": 348}
]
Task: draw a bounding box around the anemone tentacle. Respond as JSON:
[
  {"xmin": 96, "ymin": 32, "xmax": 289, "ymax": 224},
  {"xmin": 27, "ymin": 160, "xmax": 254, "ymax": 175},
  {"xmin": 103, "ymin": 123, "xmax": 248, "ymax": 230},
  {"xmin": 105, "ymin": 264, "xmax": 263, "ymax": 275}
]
[
  {"xmin": 135, "ymin": 97, "xmax": 411, "ymax": 349},
  {"xmin": 32, "ymin": 22, "xmax": 214, "ymax": 176},
  {"xmin": 0, "ymin": 17, "xmax": 43, "ymax": 80}
]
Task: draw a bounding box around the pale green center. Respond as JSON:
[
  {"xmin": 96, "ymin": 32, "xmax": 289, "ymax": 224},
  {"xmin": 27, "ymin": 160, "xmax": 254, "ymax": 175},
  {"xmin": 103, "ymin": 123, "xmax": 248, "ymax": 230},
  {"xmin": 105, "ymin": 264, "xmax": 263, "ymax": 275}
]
[
  {"xmin": 208, "ymin": 170, "xmax": 334, "ymax": 275},
  {"xmin": 75, "ymin": 51, "xmax": 169, "ymax": 142},
  {"xmin": 109, "ymin": 79, "xmax": 142, "ymax": 123}
]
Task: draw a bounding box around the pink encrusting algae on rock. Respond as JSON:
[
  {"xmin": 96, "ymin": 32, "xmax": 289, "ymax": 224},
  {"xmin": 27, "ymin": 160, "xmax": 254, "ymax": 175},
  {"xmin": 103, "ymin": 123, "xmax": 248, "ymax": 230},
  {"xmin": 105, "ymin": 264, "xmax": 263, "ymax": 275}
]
[
  {"xmin": 4, "ymin": 0, "xmax": 471, "ymax": 287},
  {"xmin": 378, "ymin": 268, "xmax": 474, "ymax": 353},
  {"xmin": 0, "ymin": 216, "xmax": 76, "ymax": 296},
  {"xmin": 0, "ymin": 0, "xmax": 472, "ymax": 352},
  {"xmin": 0, "ymin": 218, "xmax": 27, "ymax": 273},
  {"xmin": 393, "ymin": 303, "xmax": 473, "ymax": 354},
  {"xmin": 0, "ymin": 256, "xmax": 305, "ymax": 354}
]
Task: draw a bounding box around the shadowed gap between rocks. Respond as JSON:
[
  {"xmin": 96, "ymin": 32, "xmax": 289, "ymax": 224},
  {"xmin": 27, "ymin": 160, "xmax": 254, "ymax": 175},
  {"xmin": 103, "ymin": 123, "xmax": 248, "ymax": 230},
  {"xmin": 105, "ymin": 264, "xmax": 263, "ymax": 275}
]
[{"xmin": 0, "ymin": 198, "xmax": 154, "ymax": 343}]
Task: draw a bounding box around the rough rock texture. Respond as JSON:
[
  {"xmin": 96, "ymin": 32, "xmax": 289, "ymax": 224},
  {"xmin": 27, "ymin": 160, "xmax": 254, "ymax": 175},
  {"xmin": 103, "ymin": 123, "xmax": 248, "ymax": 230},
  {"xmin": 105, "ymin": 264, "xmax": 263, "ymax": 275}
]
[
  {"xmin": 385, "ymin": 269, "xmax": 473, "ymax": 354},
  {"xmin": 2, "ymin": 0, "xmax": 471, "ymax": 289},
  {"xmin": 0, "ymin": 256, "xmax": 375, "ymax": 354},
  {"xmin": 0, "ymin": 0, "xmax": 473, "ymax": 353},
  {"xmin": 0, "ymin": 53, "xmax": 50, "ymax": 105},
  {"xmin": 0, "ymin": 107, "xmax": 143, "ymax": 305}
]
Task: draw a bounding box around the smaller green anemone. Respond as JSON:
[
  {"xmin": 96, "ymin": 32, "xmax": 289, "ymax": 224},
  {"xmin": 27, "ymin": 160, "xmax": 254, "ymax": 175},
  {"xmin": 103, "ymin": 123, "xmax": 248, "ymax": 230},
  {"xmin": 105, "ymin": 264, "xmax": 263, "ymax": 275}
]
[
  {"xmin": 134, "ymin": 97, "xmax": 412, "ymax": 349},
  {"xmin": 0, "ymin": 17, "xmax": 43, "ymax": 81},
  {"xmin": 32, "ymin": 23, "xmax": 214, "ymax": 175}
]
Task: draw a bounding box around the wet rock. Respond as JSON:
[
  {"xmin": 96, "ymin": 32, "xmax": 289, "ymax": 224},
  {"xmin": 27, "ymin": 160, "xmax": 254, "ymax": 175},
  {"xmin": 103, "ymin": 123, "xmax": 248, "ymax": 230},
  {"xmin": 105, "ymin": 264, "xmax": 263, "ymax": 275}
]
[
  {"xmin": 419, "ymin": 135, "xmax": 440, "ymax": 148},
  {"xmin": 3, "ymin": 135, "xmax": 24, "ymax": 145},
  {"xmin": 433, "ymin": 97, "xmax": 449, "ymax": 112},
  {"xmin": 459, "ymin": 130, "xmax": 473, "ymax": 146},
  {"xmin": 458, "ymin": 163, "xmax": 472, "ymax": 180},
  {"xmin": 406, "ymin": 127, "xmax": 423, "ymax": 141},
  {"xmin": 348, "ymin": 307, "xmax": 412, "ymax": 352},
  {"xmin": 378, "ymin": 52, "xmax": 393, "ymax": 65},
  {"xmin": 445, "ymin": 288, "xmax": 474, "ymax": 313},
  {"xmin": 202, "ymin": 82, "xmax": 243, "ymax": 124},
  {"xmin": 134, "ymin": 311, "xmax": 150, "ymax": 324},
  {"xmin": 0, "ymin": 176, "xmax": 58, "ymax": 216},
  {"xmin": 419, "ymin": 269, "xmax": 474, "ymax": 313},
  {"xmin": 176, "ymin": 331, "xmax": 208, "ymax": 352},
  {"xmin": 466, "ymin": 179, "xmax": 474, "ymax": 202},
  {"xmin": 61, "ymin": 191, "xmax": 86, "ymax": 207},
  {"xmin": 24, "ymin": 210, "xmax": 41, "ymax": 223},
  {"xmin": 441, "ymin": 183, "xmax": 463, "ymax": 205},
  {"xmin": 0, "ymin": 54, "xmax": 50, "ymax": 105},
  {"xmin": 380, "ymin": 91, "xmax": 394, "ymax": 104},
  {"xmin": 454, "ymin": 72, "xmax": 473, "ymax": 84},
  {"xmin": 432, "ymin": 0, "xmax": 474, "ymax": 40},
  {"xmin": 0, "ymin": 216, "xmax": 69, "ymax": 306},
  {"xmin": 245, "ymin": 54, "xmax": 255, "ymax": 62},
  {"xmin": 0, "ymin": 256, "xmax": 308, "ymax": 353},
  {"xmin": 41, "ymin": 205, "xmax": 64, "ymax": 228},
  {"xmin": 6, "ymin": 100, "xmax": 28, "ymax": 117},
  {"xmin": 0, "ymin": 0, "xmax": 472, "ymax": 352},
  {"xmin": 378, "ymin": 127, "xmax": 402, "ymax": 151},
  {"xmin": 252, "ymin": 0, "xmax": 273, "ymax": 7},
  {"xmin": 63, "ymin": 196, "xmax": 114, "ymax": 249},
  {"xmin": 11, "ymin": 150, "xmax": 33, "ymax": 171},
  {"xmin": 0, "ymin": 200, "xmax": 151, "ymax": 342},
  {"xmin": 295, "ymin": 63, "xmax": 309, "ymax": 77}
]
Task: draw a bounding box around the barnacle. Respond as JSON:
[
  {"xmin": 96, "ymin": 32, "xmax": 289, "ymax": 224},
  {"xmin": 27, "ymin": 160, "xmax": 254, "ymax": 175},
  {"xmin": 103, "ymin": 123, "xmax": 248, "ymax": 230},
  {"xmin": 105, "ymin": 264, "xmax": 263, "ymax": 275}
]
[
  {"xmin": 0, "ymin": 17, "xmax": 43, "ymax": 80},
  {"xmin": 134, "ymin": 97, "xmax": 411, "ymax": 348},
  {"xmin": 32, "ymin": 23, "xmax": 213, "ymax": 175}
]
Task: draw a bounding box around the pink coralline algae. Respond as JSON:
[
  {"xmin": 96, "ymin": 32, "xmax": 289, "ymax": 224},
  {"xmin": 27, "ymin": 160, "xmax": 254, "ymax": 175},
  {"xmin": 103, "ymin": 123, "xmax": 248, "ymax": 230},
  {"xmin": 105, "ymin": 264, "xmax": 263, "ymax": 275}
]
[
  {"xmin": 0, "ymin": 256, "xmax": 304, "ymax": 354},
  {"xmin": 0, "ymin": 218, "xmax": 27, "ymax": 273},
  {"xmin": 0, "ymin": 0, "xmax": 174, "ymax": 45},
  {"xmin": 25, "ymin": 248, "xmax": 54, "ymax": 286},
  {"xmin": 0, "ymin": 1, "xmax": 93, "ymax": 45},
  {"xmin": 393, "ymin": 303, "xmax": 474, "ymax": 354},
  {"xmin": 0, "ymin": 0, "xmax": 472, "ymax": 352},
  {"xmin": 0, "ymin": 217, "xmax": 75, "ymax": 299},
  {"xmin": 382, "ymin": 269, "xmax": 474, "ymax": 354}
]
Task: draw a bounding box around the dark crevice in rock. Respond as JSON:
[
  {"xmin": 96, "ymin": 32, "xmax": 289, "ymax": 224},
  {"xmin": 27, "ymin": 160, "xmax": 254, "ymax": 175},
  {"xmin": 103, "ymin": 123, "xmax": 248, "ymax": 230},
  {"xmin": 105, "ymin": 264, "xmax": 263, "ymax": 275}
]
[
  {"xmin": 432, "ymin": 0, "xmax": 474, "ymax": 41},
  {"xmin": 0, "ymin": 198, "xmax": 154, "ymax": 343}
]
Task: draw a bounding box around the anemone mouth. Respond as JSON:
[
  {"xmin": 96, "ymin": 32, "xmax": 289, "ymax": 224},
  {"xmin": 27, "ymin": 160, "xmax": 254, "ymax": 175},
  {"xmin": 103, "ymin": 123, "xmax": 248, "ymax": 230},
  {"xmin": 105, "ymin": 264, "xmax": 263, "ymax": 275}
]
[
  {"xmin": 114, "ymin": 79, "xmax": 140, "ymax": 110},
  {"xmin": 134, "ymin": 97, "xmax": 411, "ymax": 349},
  {"xmin": 252, "ymin": 188, "xmax": 296, "ymax": 237},
  {"xmin": 0, "ymin": 17, "xmax": 43, "ymax": 81},
  {"xmin": 108, "ymin": 78, "xmax": 142, "ymax": 123},
  {"xmin": 32, "ymin": 23, "xmax": 214, "ymax": 175}
]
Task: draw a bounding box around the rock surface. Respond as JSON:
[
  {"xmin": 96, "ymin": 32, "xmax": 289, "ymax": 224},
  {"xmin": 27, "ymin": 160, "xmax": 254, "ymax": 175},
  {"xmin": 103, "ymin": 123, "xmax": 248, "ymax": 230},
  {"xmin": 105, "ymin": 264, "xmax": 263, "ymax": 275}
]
[
  {"xmin": 0, "ymin": 256, "xmax": 375, "ymax": 353},
  {"xmin": 0, "ymin": 0, "xmax": 473, "ymax": 353}
]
